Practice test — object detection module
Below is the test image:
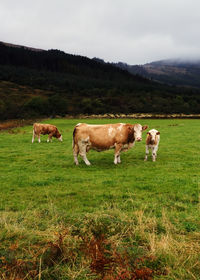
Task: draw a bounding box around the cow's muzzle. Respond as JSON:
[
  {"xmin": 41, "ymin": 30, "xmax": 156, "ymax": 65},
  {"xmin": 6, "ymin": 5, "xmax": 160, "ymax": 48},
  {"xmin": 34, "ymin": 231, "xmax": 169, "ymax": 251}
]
[{"xmin": 136, "ymin": 137, "xmax": 142, "ymax": 142}]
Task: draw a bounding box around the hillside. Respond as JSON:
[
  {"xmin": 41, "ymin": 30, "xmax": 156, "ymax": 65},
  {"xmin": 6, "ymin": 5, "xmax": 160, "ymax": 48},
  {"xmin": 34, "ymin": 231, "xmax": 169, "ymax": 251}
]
[
  {"xmin": 0, "ymin": 42, "xmax": 200, "ymax": 119},
  {"xmin": 114, "ymin": 59, "xmax": 200, "ymax": 88}
]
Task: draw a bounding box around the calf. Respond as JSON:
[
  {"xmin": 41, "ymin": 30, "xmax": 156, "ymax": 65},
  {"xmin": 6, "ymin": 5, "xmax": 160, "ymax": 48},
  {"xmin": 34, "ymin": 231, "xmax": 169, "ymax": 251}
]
[
  {"xmin": 32, "ymin": 123, "xmax": 62, "ymax": 143},
  {"xmin": 144, "ymin": 129, "xmax": 160, "ymax": 162},
  {"xmin": 73, "ymin": 123, "xmax": 148, "ymax": 165}
]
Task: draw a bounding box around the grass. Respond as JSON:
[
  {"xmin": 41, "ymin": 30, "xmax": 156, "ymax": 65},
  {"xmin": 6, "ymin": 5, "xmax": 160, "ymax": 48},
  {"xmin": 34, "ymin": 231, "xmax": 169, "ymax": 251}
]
[{"xmin": 0, "ymin": 118, "xmax": 200, "ymax": 279}]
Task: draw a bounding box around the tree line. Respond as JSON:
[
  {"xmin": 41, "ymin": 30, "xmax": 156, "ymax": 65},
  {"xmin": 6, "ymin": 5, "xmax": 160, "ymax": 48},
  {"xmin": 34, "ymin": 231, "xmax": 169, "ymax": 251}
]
[{"xmin": 0, "ymin": 42, "xmax": 200, "ymax": 120}]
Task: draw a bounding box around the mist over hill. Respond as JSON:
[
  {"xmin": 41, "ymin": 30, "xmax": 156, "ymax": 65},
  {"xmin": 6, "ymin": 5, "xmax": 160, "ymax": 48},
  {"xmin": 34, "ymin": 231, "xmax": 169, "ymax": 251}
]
[
  {"xmin": 114, "ymin": 58, "xmax": 200, "ymax": 88},
  {"xmin": 0, "ymin": 41, "xmax": 200, "ymax": 120}
]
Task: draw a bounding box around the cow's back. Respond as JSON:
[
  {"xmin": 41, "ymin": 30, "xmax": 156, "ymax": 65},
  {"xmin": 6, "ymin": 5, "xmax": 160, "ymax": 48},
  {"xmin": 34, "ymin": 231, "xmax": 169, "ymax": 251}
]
[{"xmin": 33, "ymin": 123, "xmax": 56, "ymax": 135}]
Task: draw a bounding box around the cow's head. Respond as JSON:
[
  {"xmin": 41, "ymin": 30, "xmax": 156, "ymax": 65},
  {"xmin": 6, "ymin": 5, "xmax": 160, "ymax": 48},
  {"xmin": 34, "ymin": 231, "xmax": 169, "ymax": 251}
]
[
  {"xmin": 147, "ymin": 130, "xmax": 160, "ymax": 145},
  {"xmin": 133, "ymin": 124, "xmax": 148, "ymax": 141},
  {"xmin": 58, "ymin": 135, "xmax": 63, "ymax": 142},
  {"xmin": 56, "ymin": 131, "xmax": 63, "ymax": 141}
]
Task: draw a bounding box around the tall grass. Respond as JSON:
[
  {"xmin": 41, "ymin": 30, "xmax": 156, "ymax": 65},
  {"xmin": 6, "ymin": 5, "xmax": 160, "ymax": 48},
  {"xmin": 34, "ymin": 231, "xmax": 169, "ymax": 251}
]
[{"xmin": 0, "ymin": 119, "xmax": 200, "ymax": 279}]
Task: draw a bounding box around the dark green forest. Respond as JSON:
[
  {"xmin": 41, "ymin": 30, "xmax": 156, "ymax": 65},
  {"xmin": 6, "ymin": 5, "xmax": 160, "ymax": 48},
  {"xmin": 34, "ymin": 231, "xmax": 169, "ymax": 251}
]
[{"xmin": 0, "ymin": 42, "xmax": 200, "ymax": 120}]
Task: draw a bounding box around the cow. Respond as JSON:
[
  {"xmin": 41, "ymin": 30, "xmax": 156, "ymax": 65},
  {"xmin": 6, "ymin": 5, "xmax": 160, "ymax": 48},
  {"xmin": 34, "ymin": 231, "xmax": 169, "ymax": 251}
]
[
  {"xmin": 73, "ymin": 123, "xmax": 148, "ymax": 165},
  {"xmin": 32, "ymin": 123, "xmax": 63, "ymax": 143},
  {"xmin": 144, "ymin": 129, "xmax": 160, "ymax": 162}
]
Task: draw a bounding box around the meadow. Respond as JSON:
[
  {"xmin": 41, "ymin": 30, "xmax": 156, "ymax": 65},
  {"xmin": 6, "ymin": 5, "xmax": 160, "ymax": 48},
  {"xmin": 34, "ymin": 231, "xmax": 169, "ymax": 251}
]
[{"xmin": 0, "ymin": 118, "xmax": 200, "ymax": 280}]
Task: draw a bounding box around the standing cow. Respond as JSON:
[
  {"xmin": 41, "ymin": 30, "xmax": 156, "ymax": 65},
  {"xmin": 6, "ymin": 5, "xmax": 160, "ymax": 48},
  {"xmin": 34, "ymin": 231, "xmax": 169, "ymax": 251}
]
[
  {"xmin": 144, "ymin": 129, "xmax": 160, "ymax": 161},
  {"xmin": 32, "ymin": 123, "xmax": 63, "ymax": 143},
  {"xmin": 73, "ymin": 123, "xmax": 148, "ymax": 165}
]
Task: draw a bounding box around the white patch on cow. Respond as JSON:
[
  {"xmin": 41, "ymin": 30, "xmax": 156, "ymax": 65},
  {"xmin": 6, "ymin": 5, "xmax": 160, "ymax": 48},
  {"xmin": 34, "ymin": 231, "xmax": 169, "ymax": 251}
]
[
  {"xmin": 134, "ymin": 124, "xmax": 143, "ymax": 141},
  {"xmin": 114, "ymin": 155, "xmax": 118, "ymax": 164},
  {"xmin": 148, "ymin": 129, "xmax": 159, "ymax": 142},
  {"xmin": 117, "ymin": 155, "xmax": 121, "ymax": 163},
  {"xmin": 87, "ymin": 124, "xmax": 101, "ymax": 127},
  {"xmin": 77, "ymin": 138, "xmax": 91, "ymax": 165},
  {"xmin": 117, "ymin": 124, "xmax": 123, "ymax": 131},
  {"xmin": 108, "ymin": 127, "xmax": 114, "ymax": 136},
  {"xmin": 123, "ymin": 144, "xmax": 128, "ymax": 149}
]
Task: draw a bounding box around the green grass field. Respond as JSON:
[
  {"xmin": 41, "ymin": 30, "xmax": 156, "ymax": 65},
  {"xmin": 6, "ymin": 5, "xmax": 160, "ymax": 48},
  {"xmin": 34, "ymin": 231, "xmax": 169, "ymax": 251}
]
[{"xmin": 0, "ymin": 118, "xmax": 200, "ymax": 280}]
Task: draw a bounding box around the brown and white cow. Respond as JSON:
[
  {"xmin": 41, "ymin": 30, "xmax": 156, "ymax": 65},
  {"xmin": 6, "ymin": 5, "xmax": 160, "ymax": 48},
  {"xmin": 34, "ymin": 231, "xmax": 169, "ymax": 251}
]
[
  {"xmin": 73, "ymin": 123, "xmax": 148, "ymax": 165},
  {"xmin": 144, "ymin": 129, "xmax": 160, "ymax": 162},
  {"xmin": 32, "ymin": 123, "xmax": 63, "ymax": 143}
]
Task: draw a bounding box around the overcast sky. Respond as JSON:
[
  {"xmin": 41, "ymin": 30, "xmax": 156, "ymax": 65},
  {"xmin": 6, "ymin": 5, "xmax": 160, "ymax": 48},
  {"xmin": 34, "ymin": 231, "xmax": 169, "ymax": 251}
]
[{"xmin": 1, "ymin": 0, "xmax": 200, "ymax": 64}]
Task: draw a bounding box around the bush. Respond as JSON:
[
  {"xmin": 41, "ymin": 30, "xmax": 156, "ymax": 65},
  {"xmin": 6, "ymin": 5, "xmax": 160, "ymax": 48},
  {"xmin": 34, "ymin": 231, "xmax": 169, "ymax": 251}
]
[{"xmin": 22, "ymin": 96, "xmax": 49, "ymax": 117}]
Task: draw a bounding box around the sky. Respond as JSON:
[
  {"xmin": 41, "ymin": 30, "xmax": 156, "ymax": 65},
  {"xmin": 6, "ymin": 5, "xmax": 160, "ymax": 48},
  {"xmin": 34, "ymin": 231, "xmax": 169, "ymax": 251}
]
[{"xmin": 1, "ymin": 0, "xmax": 200, "ymax": 65}]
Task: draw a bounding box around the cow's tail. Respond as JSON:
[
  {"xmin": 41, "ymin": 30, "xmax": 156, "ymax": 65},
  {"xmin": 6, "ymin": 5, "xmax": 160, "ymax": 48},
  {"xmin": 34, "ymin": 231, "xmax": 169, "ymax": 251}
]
[{"xmin": 72, "ymin": 126, "xmax": 77, "ymax": 149}]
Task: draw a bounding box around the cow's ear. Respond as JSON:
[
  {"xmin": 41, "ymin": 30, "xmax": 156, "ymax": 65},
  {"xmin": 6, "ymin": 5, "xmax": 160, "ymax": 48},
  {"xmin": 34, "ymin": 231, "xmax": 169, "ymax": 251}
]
[
  {"xmin": 142, "ymin": 125, "xmax": 148, "ymax": 131},
  {"xmin": 156, "ymin": 131, "xmax": 160, "ymax": 135},
  {"xmin": 147, "ymin": 132, "xmax": 150, "ymax": 135}
]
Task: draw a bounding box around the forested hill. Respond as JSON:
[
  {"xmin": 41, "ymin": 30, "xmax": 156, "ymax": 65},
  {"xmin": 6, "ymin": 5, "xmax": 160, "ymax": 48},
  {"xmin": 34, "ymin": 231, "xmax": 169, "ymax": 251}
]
[
  {"xmin": 0, "ymin": 41, "xmax": 148, "ymax": 84},
  {"xmin": 0, "ymin": 41, "xmax": 200, "ymax": 120}
]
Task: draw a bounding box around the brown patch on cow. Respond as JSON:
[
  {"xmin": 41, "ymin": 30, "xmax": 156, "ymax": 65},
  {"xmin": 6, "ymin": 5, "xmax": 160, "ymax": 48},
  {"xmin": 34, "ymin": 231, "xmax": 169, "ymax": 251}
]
[
  {"xmin": 127, "ymin": 125, "xmax": 135, "ymax": 143},
  {"xmin": 55, "ymin": 128, "xmax": 61, "ymax": 138},
  {"xmin": 146, "ymin": 132, "xmax": 159, "ymax": 145},
  {"xmin": 146, "ymin": 133, "xmax": 152, "ymax": 145}
]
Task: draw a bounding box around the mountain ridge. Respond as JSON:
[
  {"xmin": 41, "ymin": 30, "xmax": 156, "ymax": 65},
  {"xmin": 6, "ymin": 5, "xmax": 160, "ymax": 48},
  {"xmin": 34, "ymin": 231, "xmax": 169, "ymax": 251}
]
[{"xmin": 114, "ymin": 58, "xmax": 200, "ymax": 88}]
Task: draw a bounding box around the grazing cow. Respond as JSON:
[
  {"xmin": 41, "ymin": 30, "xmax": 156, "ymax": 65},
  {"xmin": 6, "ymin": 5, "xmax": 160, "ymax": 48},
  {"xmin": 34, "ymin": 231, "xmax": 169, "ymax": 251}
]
[
  {"xmin": 32, "ymin": 123, "xmax": 62, "ymax": 143},
  {"xmin": 144, "ymin": 129, "xmax": 160, "ymax": 162},
  {"xmin": 73, "ymin": 123, "xmax": 148, "ymax": 165}
]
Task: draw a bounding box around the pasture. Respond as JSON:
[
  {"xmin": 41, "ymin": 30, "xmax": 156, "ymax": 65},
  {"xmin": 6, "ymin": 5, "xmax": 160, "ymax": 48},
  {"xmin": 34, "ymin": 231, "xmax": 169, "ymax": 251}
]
[{"xmin": 0, "ymin": 118, "xmax": 200, "ymax": 280}]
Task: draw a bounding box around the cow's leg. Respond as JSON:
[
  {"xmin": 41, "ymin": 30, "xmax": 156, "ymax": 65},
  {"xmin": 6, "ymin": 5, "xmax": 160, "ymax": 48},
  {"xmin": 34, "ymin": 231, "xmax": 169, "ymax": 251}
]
[
  {"xmin": 47, "ymin": 133, "xmax": 53, "ymax": 142},
  {"xmin": 73, "ymin": 143, "xmax": 79, "ymax": 165},
  {"xmin": 114, "ymin": 144, "xmax": 122, "ymax": 164},
  {"xmin": 79, "ymin": 141, "xmax": 91, "ymax": 166},
  {"xmin": 32, "ymin": 130, "xmax": 35, "ymax": 143},
  {"xmin": 38, "ymin": 134, "xmax": 41, "ymax": 143},
  {"xmin": 47, "ymin": 136, "xmax": 52, "ymax": 142},
  {"xmin": 117, "ymin": 155, "xmax": 121, "ymax": 163},
  {"xmin": 152, "ymin": 146, "xmax": 157, "ymax": 162},
  {"xmin": 144, "ymin": 145, "xmax": 149, "ymax": 161}
]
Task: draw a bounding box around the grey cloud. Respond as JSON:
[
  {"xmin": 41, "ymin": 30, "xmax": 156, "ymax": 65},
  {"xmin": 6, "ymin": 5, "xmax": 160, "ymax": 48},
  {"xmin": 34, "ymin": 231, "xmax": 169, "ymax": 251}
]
[{"xmin": 0, "ymin": 0, "xmax": 200, "ymax": 64}]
